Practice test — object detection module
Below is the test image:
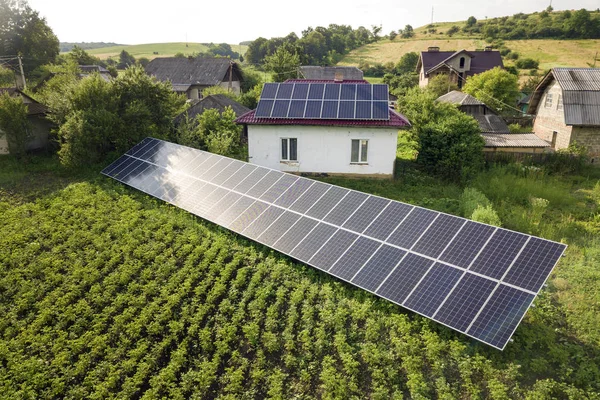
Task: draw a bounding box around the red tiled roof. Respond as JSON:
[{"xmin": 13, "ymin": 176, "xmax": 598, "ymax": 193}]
[
  {"xmin": 235, "ymin": 109, "xmax": 410, "ymax": 128},
  {"xmin": 284, "ymin": 79, "xmax": 369, "ymax": 84}
]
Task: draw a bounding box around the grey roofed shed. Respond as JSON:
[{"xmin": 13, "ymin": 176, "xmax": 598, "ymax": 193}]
[
  {"xmin": 472, "ymin": 115, "xmax": 510, "ymax": 133},
  {"xmin": 145, "ymin": 57, "xmax": 242, "ymax": 86},
  {"xmin": 529, "ymin": 68, "xmax": 600, "ymax": 126},
  {"xmin": 299, "ymin": 66, "xmax": 364, "ymax": 81},
  {"xmin": 437, "ymin": 90, "xmax": 485, "ymax": 106},
  {"xmin": 481, "ymin": 133, "xmax": 550, "ymax": 148}
]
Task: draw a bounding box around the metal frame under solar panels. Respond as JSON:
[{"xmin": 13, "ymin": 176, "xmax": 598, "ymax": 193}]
[
  {"xmin": 102, "ymin": 138, "xmax": 567, "ymax": 350},
  {"xmin": 256, "ymin": 82, "xmax": 390, "ymax": 121}
]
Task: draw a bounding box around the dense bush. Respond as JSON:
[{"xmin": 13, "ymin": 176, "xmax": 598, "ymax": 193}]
[
  {"xmin": 177, "ymin": 107, "xmax": 245, "ymax": 159},
  {"xmin": 397, "ymin": 88, "xmax": 484, "ymax": 182},
  {"xmin": 515, "ymin": 58, "xmax": 540, "ymax": 69},
  {"xmin": 42, "ymin": 65, "xmax": 185, "ymax": 167}
]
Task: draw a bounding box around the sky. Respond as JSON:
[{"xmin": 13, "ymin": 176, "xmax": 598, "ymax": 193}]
[{"xmin": 28, "ymin": 0, "xmax": 600, "ymax": 45}]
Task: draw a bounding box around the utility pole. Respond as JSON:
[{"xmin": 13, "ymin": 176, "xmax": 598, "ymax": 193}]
[{"xmin": 17, "ymin": 55, "xmax": 26, "ymax": 90}]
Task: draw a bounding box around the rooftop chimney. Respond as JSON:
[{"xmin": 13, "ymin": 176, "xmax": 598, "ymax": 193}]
[
  {"xmin": 484, "ymin": 46, "xmax": 493, "ymax": 51},
  {"xmin": 428, "ymin": 46, "xmax": 440, "ymax": 52},
  {"xmin": 334, "ymin": 71, "xmax": 344, "ymax": 82}
]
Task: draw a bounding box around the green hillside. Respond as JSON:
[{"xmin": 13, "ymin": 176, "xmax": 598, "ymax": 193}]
[
  {"xmin": 340, "ymin": 10, "xmax": 600, "ymax": 77},
  {"xmin": 82, "ymin": 42, "xmax": 248, "ymax": 60}
]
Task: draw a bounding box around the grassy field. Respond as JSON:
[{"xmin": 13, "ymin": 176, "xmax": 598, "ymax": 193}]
[
  {"xmin": 0, "ymin": 152, "xmax": 599, "ymax": 398},
  {"xmin": 83, "ymin": 42, "xmax": 248, "ymax": 60}
]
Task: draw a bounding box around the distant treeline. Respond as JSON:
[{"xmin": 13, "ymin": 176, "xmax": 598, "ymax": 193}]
[
  {"xmin": 59, "ymin": 42, "xmax": 121, "ymax": 52},
  {"xmin": 453, "ymin": 8, "xmax": 600, "ymax": 40},
  {"xmin": 245, "ymin": 24, "xmax": 382, "ymax": 66}
]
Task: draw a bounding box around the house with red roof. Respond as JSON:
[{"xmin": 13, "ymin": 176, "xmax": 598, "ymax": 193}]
[
  {"xmin": 235, "ymin": 81, "xmax": 410, "ymax": 177},
  {"xmin": 417, "ymin": 47, "xmax": 503, "ymax": 89}
]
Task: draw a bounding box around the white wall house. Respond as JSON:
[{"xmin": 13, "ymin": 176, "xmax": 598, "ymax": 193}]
[
  {"xmin": 236, "ymin": 81, "xmax": 410, "ymax": 178},
  {"xmin": 245, "ymin": 125, "xmax": 400, "ymax": 176}
]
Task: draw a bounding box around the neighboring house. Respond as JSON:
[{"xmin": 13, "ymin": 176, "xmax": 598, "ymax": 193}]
[
  {"xmin": 437, "ymin": 90, "xmax": 549, "ymax": 153},
  {"xmin": 145, "ymin": 57, "xmax": 243, "ymax": 100},
  {"xmin": 529, "ymin": 68, "xmax": 600, "ymax": 161},
  {"xmin": 299, "ymin": 66, "xmax": 364, "ymax": 81},
  {"xmin": 236, "ymin": 82, "xmax": 410, "ymax": 177},
  {"xmin": 481, "ymin": 133, "xmax": 550, "ymax": 153},
  {"xmin": 0, "ymin": 88, "xmax": 51, "ymax": 154},
  {"xmin": 437, "ymin": 91, "xmax": 510, "ymax": 133},
  {"xmin": 417, "ymin": 47, "xmax": 503, "ymax": 89},
  {"xmin": 79, "ymin": 65, "xmax": 113, "ymax": 81}
]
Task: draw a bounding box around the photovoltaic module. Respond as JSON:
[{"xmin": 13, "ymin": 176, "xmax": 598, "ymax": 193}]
[{"xmin": 102, "ymin": 138, "xmax": 567, "ymax": 350}]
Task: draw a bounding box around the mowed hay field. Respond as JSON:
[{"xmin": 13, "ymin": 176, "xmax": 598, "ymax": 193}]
[
  {"xmin": 84, "ymin": 42, "xmax": 248, "ymax": 60},
  {"xmin": 338, "ymin": 37, "xmax": 600, "ymax": 75}
]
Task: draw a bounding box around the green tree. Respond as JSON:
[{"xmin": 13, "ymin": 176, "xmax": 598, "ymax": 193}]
[
  {"xmin": 463, "ymin": 66, "xmax": 519, "ymax": 113},
  {"xmin": 426, "ymin": 74, "xmax": 459, "ymax": 98},
  {"xmin": 397, "ymin": 87, "xmax": 484, "ymax": 181},
  {"xmin": 264, "ymin": 46, "xmax": 300, "ymax": 82},
  {"xmin": 466, "ymin": 16, "xmax": 477, "ymax": 27},
  {"xmin": 395, "ymin": 52, "xmax": 419, "ymax": 74},
  {"xmin": 52, "ymin": 66, "xmax": 185, "ymax": 167},
  {"xmin": 117, "ymin": 50, "xmax": 136, "ymax": 69},
  {"xmin": 388, "ymin": 31, "xmax": 397, "ymax": 41},
  {"xmin": 0, "ymin": 0, "xmax": 59, "ymax": 73},
  {"xmin": 0, "ymin": 91, "xmax": 30, "ymax": 156},
  {"xmin": 137, "ymin": 57, "xmax": 150, "ymax": 67},
  {"xmin": 67, "ymin": 45, "xmax": 101, "ymax": 65},
  {"xmin": 383, "ymin": 73, "xmax": 418, "ymax": 97},
  {"xmin": 400, "ymin": 24, "xmax": 414, "ymax": 38},
  {"xmin": 177, "ymin": 107, "xmax": 244, "ymax": 159}
]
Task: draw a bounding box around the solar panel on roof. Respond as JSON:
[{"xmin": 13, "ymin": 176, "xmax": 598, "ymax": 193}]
[
  {"xmin": 103, "ymin": 138, "xmax": 567, "ymax": 350},
  {"xmin": 257, "ymin": 82, "xmax": 390, "ymax": 121}
]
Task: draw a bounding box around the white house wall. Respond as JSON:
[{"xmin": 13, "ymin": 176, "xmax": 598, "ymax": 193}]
[{"xmin": 247, "ymin": 125, "xmax": 398, "ymax": 176}]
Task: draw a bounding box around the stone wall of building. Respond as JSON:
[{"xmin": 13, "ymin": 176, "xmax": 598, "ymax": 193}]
[{"xmin": 571, "ymin": 126, "xmax": 600, "ymax": 162}]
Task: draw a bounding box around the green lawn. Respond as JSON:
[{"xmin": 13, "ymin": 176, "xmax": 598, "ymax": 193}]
[{"xmin": 1, "ymin": 153, "xmax": 599, "ymax": 398}]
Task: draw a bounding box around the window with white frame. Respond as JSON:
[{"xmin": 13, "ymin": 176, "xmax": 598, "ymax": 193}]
[
  {"xmin": 557, "ymin": 94, "xmax": 563, "ymax": 110},
  {"xmin": 351, "ymin": 139, "xmax": 368, "ymax": 163},
  {"xmin": 544, "ymin": 93, "xmax": 553, "ymax": 108},
  {"xmin": 281, "ymin": 138, "xmax": 297, "ymax": 161}
]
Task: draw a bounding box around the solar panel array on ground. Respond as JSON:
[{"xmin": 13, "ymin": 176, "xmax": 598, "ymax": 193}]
[{"xmin": 102, "ymin": 138, "xmax": 567, "ymax": 350}]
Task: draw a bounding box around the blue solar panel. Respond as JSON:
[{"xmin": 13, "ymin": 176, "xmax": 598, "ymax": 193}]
[
  {"xmin": 324, "ymin": 84, "xmax": 341, "ymax": 100},
  {"xmin": 356, "ymin": 84, "xmax": 372, "ymax": 100},
  {"xmin": 292, "ymin": 83, "xmax": 309, "ymax": 99},
  {"xmin": 356, "ymin": 101, "xmax": 372, "ymax": 119},
  {"xmin": 305, "ymin": 101, "xmax": 322, "ymax": 118},
  {"xmin": 373, "ymin": 101, "xmax": 389, "ymax": 120},
  {"xmin": 261, "ymin": 83, "xmax": 279, "ymax": 98},
  {"xmin": 321, "ymin": 101, "xmax": 339, "ymax": 118},
  {"xmin": 256, "ymin": 83, "xmax": 391, "ymax": 121},
  {"xmin": 255, "ymin": 99, "xmax": 274, "ymax": 118},
  {"xmin": 287, "ymin": 100, "xmax": 305, "ymax": 118},
  {"xmin": 341, "ymin": 84, "xmax": 356, "ymax": 100},
  {"xmin": 276, "ymin": 84, "xmax": 293, "ymax": 99},
  {"xmin": 308, "ymin": 83, "xmax": 325, "ymax": 99},
  {"xmin": 373, "ymin": 84, "xmax": 388, "ymax": 100},
  {"xmin": 338, "ymin": 101, "xmax": 355, "ymax": 119},
  {"xmin": 105, "ymin": 138, "xmax": 567, "ymax": 350},
  {"xmin": 271, "ymin": 100, "xmax": 290, "ymax": 118}
]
